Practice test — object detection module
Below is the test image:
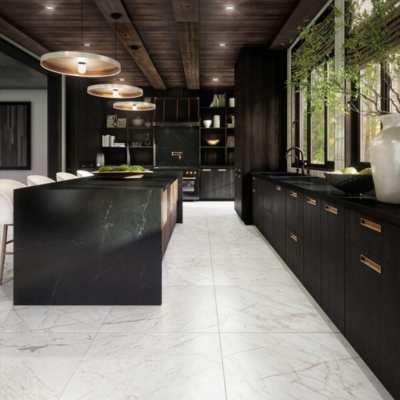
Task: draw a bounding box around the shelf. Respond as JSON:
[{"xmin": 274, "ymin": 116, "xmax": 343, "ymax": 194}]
[
  {"xmin": 128, "ymin": 127, "xmax": 154, "ymax": 130},
  {"xmin": 200, "ymin": 106, "xmax": 226, "ymax": 110},
  {"xmin": 131, "ymin": 146, "xmax": 153, "ymax": 149},
  {"xmin": 201, "ymin": 146, "xmax": 225, "ymax": 149},
  {"xmin": 200, "ymin": 127, "xmax": 226, "ymax": 131}
]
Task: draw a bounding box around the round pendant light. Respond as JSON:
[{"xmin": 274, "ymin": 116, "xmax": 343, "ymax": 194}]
[
  {"xmin": 40, "ymin": 0, "xmax": 121, "ymax": 78},
  {"xmin": 40, "ymin": 51, "xmax": 121, "ymax": 78},
  {"xmin": 113, "ymin": 101, "xmax": 156, "ymax": 112},
  {"xmin": 87, "ymin": 83, "xmax": 143, "ymax": 99}
]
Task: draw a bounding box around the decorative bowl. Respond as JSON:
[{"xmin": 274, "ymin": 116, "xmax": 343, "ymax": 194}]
[
  {"xmin": 324, "ymin": 172, "xmax": 374, "ymax": 194},
  {"xmin": 203, "ymin": 120, "xmax": 212, "ymax": 128},
  {"xmin": 206, "ymin": 138, "xmax": 220, "ymax": 146}
]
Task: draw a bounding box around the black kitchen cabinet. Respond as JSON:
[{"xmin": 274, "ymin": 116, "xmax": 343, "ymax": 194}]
[
  {"xmin": 252, "ymin": 177, "xmax": 264, "ymax": 232},
  {"xmin": 345, "ymin": 210, "xmax": 383, "ymax": 378},
  {"xmin": 382, "ymin": 223, "xmax": 400, "ymax": 398},
  {"xmin": 286, "ymin": 189, "xmax": 303, "ymax": 280},
  {"xmin": 320, "ymin": 201, "xmax": 345, "ymax": 333},
  {"xmin": 200, "ymin": 168, "xmax": 234, "ymax": 200},
  {"xmin": 271, "ymin": 183, "xmax": 286, "ymax": 259},
  {"xmin": 303, "ymin": 195, "xmax": 322, "ymax": 301}
]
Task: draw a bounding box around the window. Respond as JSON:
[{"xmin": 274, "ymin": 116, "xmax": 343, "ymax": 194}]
[{"xmin": 359, "ymin": 63, "xmax": 381, "ymax": 162}]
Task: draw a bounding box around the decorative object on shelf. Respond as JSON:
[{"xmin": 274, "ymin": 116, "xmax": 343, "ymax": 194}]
[
  {"xmin": 96, "ymin": 152, "xmax": 105, "ymax": 167},
  {"xmin": 227, "ymin": 136, "xmax": 235, "ymax": 148},
  {"xmin": 210, "ymin": 94, "xmax": 226, "ymax": 108},
  {"xmin": 132, "ymin": 117, "xmax": 145, "ymax": 127},
  {"xmin": 203, "ymin": 120, "xmax": 212, "ymax": 128},
  {"xmin": 87, "ymin": 84, "xmax": 143, "ymax": 99},
  {"xmin": 370, "ymin": 114, "xmax": 400, "ymax": 204},
  {"xmin": 40, "ymin": 0, "xmax": 120, "ymax": 77},
  {"xmin": 227, "ymin": 114, "xmax": 235, "ymax": 128},
  {"xmin": 213, "ymin": 115, "xmax": 221, "ymax": 128},
  {"xmin": 106, "ymin": 115, "xmax": 118, "ymax": 128},
  {"xmin": 206, "ymin": 138, "xmax": 220, "ymax": 146},
  {"xmin": 325, "ymin": 167, "xmax": 374, "ymax": 195},
  {"xmin": 94, "ymin": 165, "xmax": 152, "ymax": 179},
  {"xmin": 117, "ymin": 118, "xmax": 127, "ymax": 128},
  {"xmin": 145, "ymin": 121, "xmax": 152, "ymax": 128},
  {"xmin": 229, "ymin": 97, "xmax": 235, "ymax": 108},
  {"xmin": 113, "ymin": 101, "xmax": 156, "ymax": 112}
]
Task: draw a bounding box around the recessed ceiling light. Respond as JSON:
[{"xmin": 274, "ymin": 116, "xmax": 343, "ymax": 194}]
[
  {"xmin": 225, "ymin": 4, "xmax": 235, "ymax": 12},
  {"xmin": 45, "ymin": 5, "xmax": 55, "ymax": 11},
  {"xmin": 83, "ymin": 43, "xmax": 91, "ymax": 48},
  {"xmin": 119, "ymin": 78, "xmax": 125, "ymax": 82},
  {"xmin": 219, "ymin": 42, "xmax": 227, "ymax": 47},
  {"xmin": 212, "ymin": 77, "xmax": 220, "ymax": 82}
]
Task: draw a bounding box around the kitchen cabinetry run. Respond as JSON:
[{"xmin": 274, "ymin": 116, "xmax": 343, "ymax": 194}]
[{"xmin": 200, "ymin": 168, "xmax": 234, "ymax": 200}]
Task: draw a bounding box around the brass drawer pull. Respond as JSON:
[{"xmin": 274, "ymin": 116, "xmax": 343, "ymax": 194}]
[
  {"xmin": 276, "ymin": 185, "xmax": 282, "ymax": 192},
  {"xmin": 289, "ymin": 233, "xmax": 298, "ymax": 243},
  {"xmin": 325, "ymin": 205, "xmax": 338, "ymax": 215},
  {"xmin": 306, "ymin": 197, "xmax": 317, "ymax": 206},
  {"xmin": 360, "ymin": 255, "xmax": 382, "ymax": 274},
  {"xmin": 360, "ymin": 218, "xmax": 382, "ymax": 233},
  {"xmin": 289, "ymin": 191, "xmax": 298, "ymax": 198}
]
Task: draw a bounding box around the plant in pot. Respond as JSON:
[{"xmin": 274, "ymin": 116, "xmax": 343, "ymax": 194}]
[{"xmin": 290, "ymin": 0, "xmax": 400, "ymax": 203}]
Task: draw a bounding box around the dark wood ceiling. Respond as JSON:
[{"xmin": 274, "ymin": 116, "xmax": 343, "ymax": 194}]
[{"xmin": 0, "ymin": 0, "xmax": 300, "ymax": 88}]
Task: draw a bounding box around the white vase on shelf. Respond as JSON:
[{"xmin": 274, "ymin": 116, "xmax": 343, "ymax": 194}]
[{"xmin": 370, "ymin": 113, "xmax": 400, "ymax": 204}]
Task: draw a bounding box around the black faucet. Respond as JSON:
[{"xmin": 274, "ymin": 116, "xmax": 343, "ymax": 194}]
[{"xmin": 285, "ymin": 146, "xmax": 308, "ymax": 176}]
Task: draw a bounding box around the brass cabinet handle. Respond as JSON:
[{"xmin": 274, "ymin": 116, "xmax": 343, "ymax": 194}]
[
  {"xmin": 289, "ymin": 191, "xmax": 298, "ymax": 198},
  {"xmin": 289, "ymin": 233, "xmax": 298, "ymax": 243},
  {"xmin": 276, "ymin": 185, "xmax": 282, "ymax": 192},
  {"xmin": 325, "ymin": 205, "xmax": 338, "ymax": 215},
  {"xmin": 360, "ymin": 218, "xmax": 382, "ymax": 234},
  {"xmin": 306, "ymin": 197, "xmax": 317, "ymax": 206},
  {"xmin": 360, "ymin": 255, "xmax": 382, "ymax": 274}
]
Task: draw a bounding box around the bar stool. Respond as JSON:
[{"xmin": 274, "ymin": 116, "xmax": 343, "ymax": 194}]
[
  {"xmin": 76, "ymin": 170, "xmax": 94, "ymax": 178},
  {"xmin": 27, "ymin": 175, "xmax": 55, "ymax": 186},
  {"xmin": 0, "ymin": 179, "xmax": 26, "ymax": 285},
  {"xmin": 56, "ymin": 172, "xmax": 78, "ymax": 182}
]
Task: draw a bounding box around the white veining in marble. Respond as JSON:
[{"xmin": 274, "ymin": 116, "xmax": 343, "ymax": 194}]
[{"xmin": 0, "ymin": 202, "xmax": 393, "ymax": 400}]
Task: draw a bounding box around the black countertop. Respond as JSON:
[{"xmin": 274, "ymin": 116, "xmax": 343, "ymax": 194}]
[{"xmin": 253, "ymin": 172, "xmax": 400, "ymax": 227}]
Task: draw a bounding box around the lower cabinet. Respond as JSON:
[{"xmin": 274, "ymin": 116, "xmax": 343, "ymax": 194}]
[
  {"xmin": 200, "ymin": 168, "xmax": 234, "ymax": 200},
  {"xmin": 303, "ymin": 195, "xmax": 322, "ymax": 301},
  {"xmin": 271, "ymin": 183, "xmax": 286, "ymax": 259},
  {"xmin": 320, "ymin": 201, "xmax": 345, "ymax": 333}
]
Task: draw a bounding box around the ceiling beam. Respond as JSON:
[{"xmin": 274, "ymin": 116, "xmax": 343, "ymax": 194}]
[
  {"xmin": 0, "ymin": 15, "xmax": 48, "ymax": 57},
  {"xmin": 270, "ymin": 0, "xmax": 329, "ymax": 49},
  {"xmin": 172, "ymin": 0, "xmax": 200, "ymax": 90},
  {"xmin": 93, "ymin": 0, "xmax": 166, "ymax": 90}
]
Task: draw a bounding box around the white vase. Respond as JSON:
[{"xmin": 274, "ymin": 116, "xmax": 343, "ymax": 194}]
[{"xmin": 370, "ymin": 113, "xmax": 400, "ymax": 204}]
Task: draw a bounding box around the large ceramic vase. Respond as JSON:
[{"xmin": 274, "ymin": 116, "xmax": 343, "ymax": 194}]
[{"xmin": 370, "ymin": 113, "xmax": 400, "ymax": 204}]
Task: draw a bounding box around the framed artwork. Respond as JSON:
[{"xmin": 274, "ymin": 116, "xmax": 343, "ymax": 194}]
[{"xmin": 0, "ymin": 102, "xmax": 31, "ymax": 170}]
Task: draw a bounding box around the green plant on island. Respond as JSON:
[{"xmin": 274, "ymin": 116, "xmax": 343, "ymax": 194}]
[{"xmin": 97, "ymin": 165, "xmax": 145, "ymax": 173}]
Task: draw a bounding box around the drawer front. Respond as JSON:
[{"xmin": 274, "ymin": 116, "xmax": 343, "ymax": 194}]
[
  {"xmin": 349, "ymin": 211, "xmax": 384, "ymax": 262},
  {"xmin": 286, "ymin": 189, "xmax": 303, "ymax": 231}
]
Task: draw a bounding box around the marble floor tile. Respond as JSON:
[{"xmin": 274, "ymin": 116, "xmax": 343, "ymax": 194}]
[
  {"xmin": 216, "ymin": 285, "xmax": 336, "ymax": 333},
  {"xmin": 0, "ymin": 306, "xmax": 111, "ymax": 333},
  {"xmin": 100, "ymin": 286, "xmax": 218, "ymax": 333},
  {"xmin": 166, "ymin": 264, "xmax": 213, "ymax": 286},
  {"xmin": 221, "ymin": 333, "xmax": 391, "ymax": 400},
  {"xmin": 0, "ymin": 332, "xmax": 94, "ymax": 400},
  {"xmin": 61, "ymin": 333, "xmax": 226, "ymax": 400}
]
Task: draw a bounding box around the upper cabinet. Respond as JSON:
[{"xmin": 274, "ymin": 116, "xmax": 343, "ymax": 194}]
[{"xmin": 154, "ymin": 97, "xmax": 200, "ymax": 124}]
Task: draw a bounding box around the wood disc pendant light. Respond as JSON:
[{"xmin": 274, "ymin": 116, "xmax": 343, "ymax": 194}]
[
  {"xmin": 87, "ymin": 84, "xmax": 143, "ymax": 99},
  {"xmin": 40, "ymin": 0, "xmax": 121, "ymax": 77},
  {"xmin": 113, "ymin": 101, "xmax": 156, "ymax": 112}
]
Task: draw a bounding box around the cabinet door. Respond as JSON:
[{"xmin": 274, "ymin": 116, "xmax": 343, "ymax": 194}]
[
  {"xmin": 303, "ymin": 195, "xmax": 321, "ymax": 300},
  {"xmin": 200, "ymin": 169, "xmax": 215, "ymax": 200},
  {"xmin": 382, "ymin": 224, "xmax": 400, "ymax": 399},
  {"xmin": 215, "ymin": 168, "xmax": 234, "ymax": 200},
  {"xmin": 252, "ymin": 177, "xmax": 263, "ymax": 231},
  {"xmin": 271, "ymin": 184, "xmax": 286, "ymax": 260},
  {"xmin": 321, "ymin": 202, "xmax": 345, "ymax": 332},
  {"xmin": 234, "ymin": 169, "xmax": 242, "ymax": 216},
  {"xmin": 346, "ymin": 211, "xmax": 384, "ymax": 378},
  {"xmin": 286, "ymin": 189, "xmax": 303, "ymax": 279}
]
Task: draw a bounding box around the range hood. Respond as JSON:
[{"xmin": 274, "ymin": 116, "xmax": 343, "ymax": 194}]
[{"xmin": 154, "ymin": 96, "xmax": 200, "ymax": 127}]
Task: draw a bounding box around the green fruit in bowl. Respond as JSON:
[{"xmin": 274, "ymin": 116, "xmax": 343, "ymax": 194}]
[
  {"xmin": 342, "ymin": 167, "xmax": 359, "ymax": 175},
  {"xmin": 360, "ymin": 167, "xmax": 372, "ymax": 176}
]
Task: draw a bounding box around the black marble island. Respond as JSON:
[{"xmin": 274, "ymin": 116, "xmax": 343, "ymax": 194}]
[{"xmin": 14, "ymin": 175, "xmax": 179, "ymax": 305}]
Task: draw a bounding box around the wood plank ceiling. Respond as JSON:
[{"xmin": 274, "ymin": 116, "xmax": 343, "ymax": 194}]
[{"xmin": 0, "ymin": 0, "xmax": 300, "ymax": 89}]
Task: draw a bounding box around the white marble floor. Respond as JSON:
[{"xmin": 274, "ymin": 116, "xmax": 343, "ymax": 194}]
[{"xmin": 0, "ymin": 202, "xmax": 394, "ymax": 400}]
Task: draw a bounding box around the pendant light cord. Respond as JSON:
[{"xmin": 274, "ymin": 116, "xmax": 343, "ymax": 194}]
[{"xmin": 81, "ymin": 0, "xmax": 84, "ymax": 48}]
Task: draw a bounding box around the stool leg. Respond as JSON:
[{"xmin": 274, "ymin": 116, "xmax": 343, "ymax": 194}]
[{"xmin": 0, "ymin": 224, "xmax": 8, "ymax": 285}]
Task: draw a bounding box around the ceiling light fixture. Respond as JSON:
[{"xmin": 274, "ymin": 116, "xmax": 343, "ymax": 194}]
[
  {"xmin": 45, "ymin": 5, "xmax": 55, "ymax": 11},
  {"xmin": 113, "ymin": 101, "xmax": 156, "ymax": 112},
  {"xmin": 83, "ymin": 42, "xmax": 91, "ymax": 48},
  {"xmin": 212, "ymin": 77, "xmax": 220, "ymax": 82},
  {"xmin": 119, "ymin": 77, "xmax": 125, "ymax": 82},
  {"xmin": 40, "ymin": 0, "xmax": 121, "ymax": 78},
  {"xmin": 87, "ymin": 84, "xmax": 143, "ymax": 99},
  {"xmin": 219, "ymin": 42, "xmax": 227, "ymax": 47},
  {"xmin": 225, "ymin": 4, "xmax": 235, "ymax": 12}
]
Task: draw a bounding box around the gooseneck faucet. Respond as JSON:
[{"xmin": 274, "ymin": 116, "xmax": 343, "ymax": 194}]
[{"xmin": 285, "ymin": 146, "xmax": 308, "ymax": 176}]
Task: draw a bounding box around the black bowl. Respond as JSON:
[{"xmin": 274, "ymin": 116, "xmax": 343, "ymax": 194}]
[{"xmin": 324, "ymin": 173, "xmax": 374, "ymax": 194}]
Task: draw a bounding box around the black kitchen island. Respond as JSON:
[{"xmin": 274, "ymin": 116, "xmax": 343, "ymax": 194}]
[{"xmin": 13, "ymin": 175, "xmax": 179, "ymax": 306}]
